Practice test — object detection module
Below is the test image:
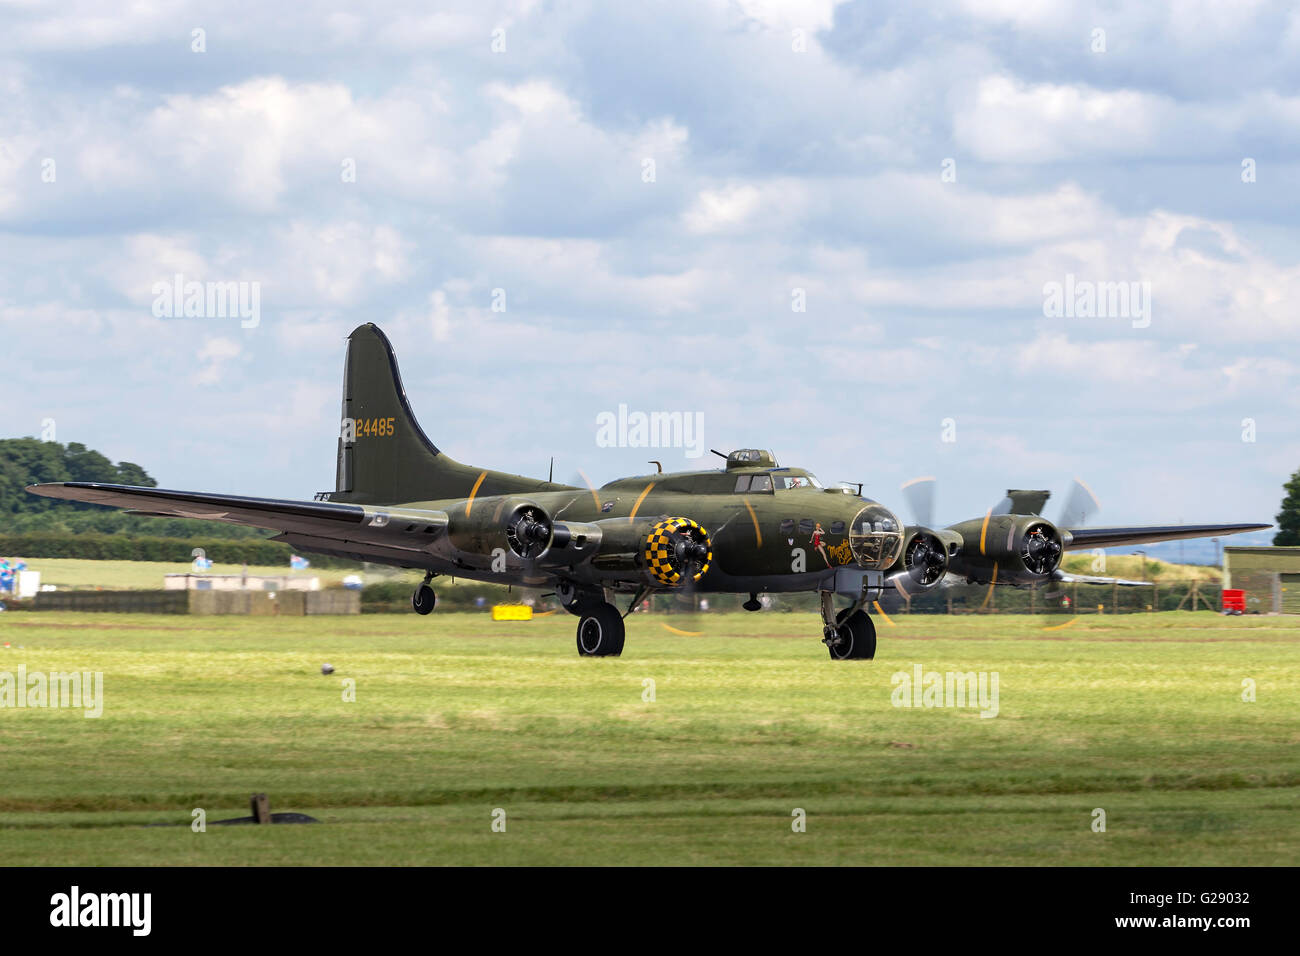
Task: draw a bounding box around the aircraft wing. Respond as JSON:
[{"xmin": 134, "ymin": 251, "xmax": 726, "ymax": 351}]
[
  {"xmin": 1063, "ymin": 523, "xmax": 1269, "ymax": 550},
  {"xmin": 25, "ymin": 482, "xmax": 376, "ymax": 534},
  {"xmin": 25, "ymin": 482, "xmax": 462, "ymax": 569}
]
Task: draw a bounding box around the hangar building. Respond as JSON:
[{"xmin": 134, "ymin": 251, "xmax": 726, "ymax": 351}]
[{"xmin": 1224, "ymin": 546, "xmax": 1300, "ymax": 613}]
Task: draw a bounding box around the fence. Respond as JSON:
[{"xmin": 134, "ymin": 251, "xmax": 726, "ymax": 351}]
[
  {"xmin": 26, "ymin": 589, "xmax": 359, "ymax": 615},
  {"xmin": 879, "ymin": 579, "xmax": 1225, "ymax": 615}
]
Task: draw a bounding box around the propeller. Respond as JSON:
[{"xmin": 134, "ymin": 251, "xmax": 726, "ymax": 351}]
[
  {"xmin": 1057, "ymin": 478, "xmax": 1101, "ymax": 528},
  {"xmin": 899, "ymin": 476, "xmax": 936, "ymax": 527},
  {"xmin": 901, "ymin": 476, "xmax": 1100, "ymax": 527}
]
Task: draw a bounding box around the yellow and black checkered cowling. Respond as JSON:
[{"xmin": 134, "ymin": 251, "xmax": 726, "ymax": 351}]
[{"xmin": 643, "ymin": 518, "xmax": 712, "ymax": 587}]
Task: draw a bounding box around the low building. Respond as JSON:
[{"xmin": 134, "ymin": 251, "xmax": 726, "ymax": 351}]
[
  {"xmin": 1223, "ymin": 546, "xmax": 1300, "ymax": 613},
  {"xmin": 164, "ymin": 573, "xmax": 321, "ymax": 592}
]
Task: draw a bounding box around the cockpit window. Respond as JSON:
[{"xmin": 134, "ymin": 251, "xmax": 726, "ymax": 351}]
[
  {"xmin": 734, "ymin": 476, "xmax": 751, "ymax": 493},
  {"xmin": 777, "ymin": 474, "xmax": 822, "ymax": 490},
  {"xmin": 749, "ymin": 475, "xmax": 773, "ymax": 493}
]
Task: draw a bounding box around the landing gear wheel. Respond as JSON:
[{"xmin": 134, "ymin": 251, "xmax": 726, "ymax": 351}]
[
  {"xmin": 827, "ymin": 608, "xmax": 875, "ymax": 660},
  {"xmin": 412, "ymin": 584, "xmax": 437, "ymax": 615},
  {"xmin": 575, "ymin": 603, "xmax": 626, "ymax": 657}
]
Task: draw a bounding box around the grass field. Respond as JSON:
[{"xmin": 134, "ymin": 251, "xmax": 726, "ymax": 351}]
[{"xmin": 0, "ymin": 609, "xmax": 1296, "ymax": 865}]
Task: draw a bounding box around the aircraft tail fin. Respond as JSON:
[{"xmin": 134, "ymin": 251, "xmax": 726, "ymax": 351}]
[{"xmin": 331, "ymin": 324, "xmax": 563, "ymax": 505}]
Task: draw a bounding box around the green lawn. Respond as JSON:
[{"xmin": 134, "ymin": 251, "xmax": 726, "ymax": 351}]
[{"xmin": 0, "ymin": 610, "xmax": 1296, "ymax": 865}]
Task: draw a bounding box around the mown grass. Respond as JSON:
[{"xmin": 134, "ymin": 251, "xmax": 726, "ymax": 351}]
[{"xmin": 0, "ymin": 610, "xmax": 1295, "ymax": 865}]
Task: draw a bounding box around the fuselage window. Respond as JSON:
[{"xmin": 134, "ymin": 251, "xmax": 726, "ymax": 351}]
[
  {"xmin": 779, "ymin": 518, "xmax": 795, "ymax": 534},
  {"xmin": 798, "ymin": 518, "xmax": 814, "ymax": 535},
  {"xmin": 830, "ymin": 520, "xmax": 845, "ymax": 534}
]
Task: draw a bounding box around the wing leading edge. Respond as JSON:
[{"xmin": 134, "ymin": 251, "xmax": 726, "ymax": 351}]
[
  {"xmin": 25, "ymin": 482, "xmax": 369, "ymax": 536},
  {"xmin": 1064, "ymin": 523, "xmax": 1270, "ymax": 551}
]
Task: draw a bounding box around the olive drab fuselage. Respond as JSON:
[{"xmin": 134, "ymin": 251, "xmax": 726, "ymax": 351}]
[{"xmin": 358, "ymin": 454, "xmax": 905, "ymax": 595}]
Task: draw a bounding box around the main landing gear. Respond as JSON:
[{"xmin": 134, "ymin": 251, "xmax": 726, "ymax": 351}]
[
  {"xmin": 557, "ymin": 581, "xmax": 625, "ymax": 657},
  {"xmin": 412, "ymin": 572, "xmax": 437, "ymax": 615},
  {"xmin": 819, "ymin": 591, "xmax": 876, "ymax": 660}
]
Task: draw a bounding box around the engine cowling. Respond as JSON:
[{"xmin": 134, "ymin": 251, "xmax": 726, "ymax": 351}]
[
  {"xmin": 947, "ymin": 514, "xmax": 1063, "ymax": 584},
  {"xmin": 642, "ymin": 518, "xmax": 712, "ymax": 587},
  {"xmin": 584, "ymin": 516, "xmax": 712, "ymax": 588},
  {"xmin": 888, "ymin": 526, "xmax": 954, "ymax": 591},
  {"xmin": 445, "ymin": 496, "xmax": 556, "ymax": 563}
]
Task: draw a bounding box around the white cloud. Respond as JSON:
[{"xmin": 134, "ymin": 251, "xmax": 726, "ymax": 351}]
[
  {"xmin": 0, "ymin": 0, "xmax": 1295, "ymax": 526},
  {"xmin": 195, "ymin": 337, "xmax": 242, "ymax": 386}
]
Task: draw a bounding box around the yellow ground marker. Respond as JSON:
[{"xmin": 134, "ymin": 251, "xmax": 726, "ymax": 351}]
[
  {"xmin": 1042, "ymin": 617, "xmax": 1078, "ymax": 631},
  {"xmin": 660, "ymin": 623, "xmax": 703, "ymax": 637},
  {"xmin": 871, "ymin": 601, "xmax": 896, "ymax": 626}
]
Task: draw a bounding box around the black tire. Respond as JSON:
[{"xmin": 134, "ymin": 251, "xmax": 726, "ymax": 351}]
[
  {"xmin": 558, "ymin": 582, "xmax": 603, "ymax": 617},
  {"xmin": 828, "ymin": 608, "xmax": 876, "ymax": 660},
  {"xmin": 576, "ymin": 604, "xmax": 626, "ymax": 657},
  {"xmin": 412, "ymin": 584, "xmax": 437, "ymax": 615}
]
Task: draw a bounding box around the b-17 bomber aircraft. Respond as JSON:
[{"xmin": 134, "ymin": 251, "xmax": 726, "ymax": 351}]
[{"xmin": 29, "ymin": 324, "xmax": 1270, "ymax": 659}]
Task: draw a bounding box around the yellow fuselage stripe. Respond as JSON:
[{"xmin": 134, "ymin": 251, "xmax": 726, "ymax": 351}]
[{"xmin": 979, "ymin": 509, "xmax": 992, "ymax": 556}]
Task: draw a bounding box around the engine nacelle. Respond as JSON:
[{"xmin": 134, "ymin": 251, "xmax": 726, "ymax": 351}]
[
  {"xmin": 445, "ymin": 496, "xmax": 556, "ymax": 563},
  {"xmin": 946, "ymin": 514, "xmax": 1064, "ymax": 585},
  {"xmin": 587, "ymin": 516, "xmax": 712, "ymax": 588},
  {"xmin": 887, "ymin": 526, "xmax": 957, "ymax": 591}
]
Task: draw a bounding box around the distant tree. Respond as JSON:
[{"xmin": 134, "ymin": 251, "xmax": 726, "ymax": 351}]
[
  {"xmin": 114, "ymin": 462, "xmax": 156, "ymax": 488},
  {"xmin": 64, "ymin": 442, "xmax": 119, "ymax": 483},
  {"xmin": 1275, "ymin": 468, "xmax": 1300, "ymax": 545},
  {"xmin": 0, "ymin": 438, "xmax": 158, "ymax": 514}
]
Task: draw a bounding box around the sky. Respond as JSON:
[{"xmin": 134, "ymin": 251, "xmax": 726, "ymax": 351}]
[{"xmin": 1, "ymin": 0, "xmax": 1296, "ymax": 537}]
